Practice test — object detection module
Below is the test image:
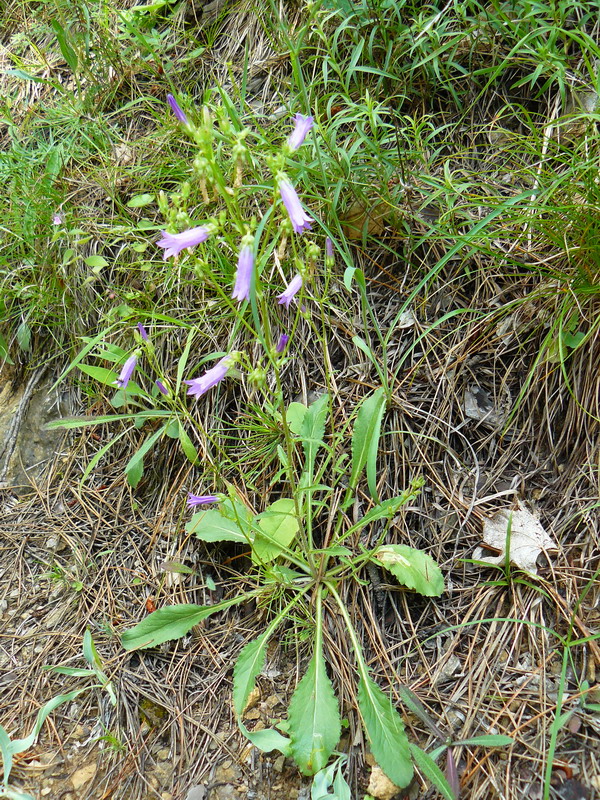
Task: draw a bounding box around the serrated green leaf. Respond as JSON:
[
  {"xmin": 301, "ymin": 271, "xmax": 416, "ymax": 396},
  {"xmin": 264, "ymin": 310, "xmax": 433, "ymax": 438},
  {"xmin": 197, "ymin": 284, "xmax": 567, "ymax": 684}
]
[
  {"xmin": 238, "ymin": 721, "xmax": 291, "ymax": 755},
  {"xmin": 408, "ymin": 744, "xmax": 455, "ymax": 800},
  {"xmin": 300, "ymin": 393, "xmax": 329, "ymax": 476},
  {"xmin": 373, "ymin": 545, "xmax": 444, "ymax": 597},
  {"xmin": 357, "ymin": 674, "xmax": 413, "ymax": 788},
  {"xmin": 186, "ymin": 509, "xmax": 248, "ymax": 544},
  {"xmin": 127, "ymin": 193, "xmax": 155, "ymax": 208},
  {"xmin": 121, "ymin": 596, "xmax": 248, "ymax": 650},
  {"xmin": 288, "ymin": 649, "xmax": 341, "ymax": 775},
  {"xmin": 350, "ymin": 388, "xmax": 386, "ymax": 494},
  {"xmin": 233, "ymin": 633, "xmax": 269, "ymax": 715},
  {"xmin": 286, "ymin": 402, "xmax": 308, "ymax": 435},
  {"xmin": 252, "ymin": 498, "xmax": 299, "ymax": 563}
]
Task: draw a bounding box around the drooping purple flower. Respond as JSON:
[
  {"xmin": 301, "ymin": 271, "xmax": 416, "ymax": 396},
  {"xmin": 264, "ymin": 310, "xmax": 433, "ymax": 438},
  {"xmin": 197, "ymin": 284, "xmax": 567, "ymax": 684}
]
[
  {"xmin": 277, "ymin": 274, "xmax": 303, "ymax": 308},
  {"xmin": 184, "ymin": 354, "xmax": 234, "ymax": 398},
  {"xmin": 167, "ymin": 93, "xmax": 189, "ymax": 125},
  {"xmin": 187, "ymin": 493, "xmax": 219, "ymax": 507},
  {"xmin": 232, "ymin": 245, "xmax": 254, "ymax": 303},
  {"xmin": 52, "ymin": 213, "xmax": 63, "ymax": 225},
  {"xmin": 275, "ymin": 334, "xmax": 289, "ymax": 353},
  {"xmin": 325, "ymin": 237, "xmax": 334, "ymax": 259},
  {"xmin": 115, "ymin": 354, "xmax": 138, "ymax": 390},
  {"xmin": 287, "ymin": 113, "xmax": 314, "ymax": 151},
  {"xmin": 137, "ymin": 322, "xmax": 149, "ymax": 341},
  {"xmin": 278, "ymin": 177, "xmax": 312, "ymax": 234},
  {"xmin": 157, "ymin": 225, "xmax": 211, "ymax": 260},
  {"xmin": 155, "ymin": 380, "xmax": 169, "ymax": 396}
]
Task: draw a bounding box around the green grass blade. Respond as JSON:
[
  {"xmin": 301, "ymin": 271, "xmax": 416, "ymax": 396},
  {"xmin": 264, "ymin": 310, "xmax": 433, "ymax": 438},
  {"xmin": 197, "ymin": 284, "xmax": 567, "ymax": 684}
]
[
  {"xmin": 409, "ymin": 744, "xmax": 456, "ymax": 800},
  {"xmin": 349, "ymin": 387, "xmax": 386, "ymax": 494}
]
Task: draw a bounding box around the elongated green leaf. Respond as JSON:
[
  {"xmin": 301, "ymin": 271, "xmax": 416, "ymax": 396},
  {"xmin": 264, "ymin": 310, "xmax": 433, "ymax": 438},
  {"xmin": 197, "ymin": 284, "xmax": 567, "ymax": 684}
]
[
  {"xmin": 121, "ymin": 596, "xmax": 249, "ymax": 650},
  {"xmin": 0, "ymin": 722, "xmax": 13, "ymax": 786},
  {"xmin": 127, "ymin": 193, "xmax": 155, "ymax": 208},
  {"xmin": 46, "ymin": 411, "xmax": 165, "ymax": 430},
  {"xmin": 10, "ymin": 689, "xmax": 87, "ymax": 755},
  {"xmin": 300, "ymin": 393, "xmax": 329, "ymax": 476},
  {"xmin": 178, "ymin": 423, "xmax": 198, "ymax": 464},
  {"xmin": 0, "ymin": 332, "xmax": 14, "ymax": 364},
  {"xmin": 233, "ymin": 633, "xmax": 270, "ymax": 715},
  {"xmin": 357, "ymin": 675, "xmax": 413, "ymax": 788},
  {"xmin": 125, "ymin": 425, "xmax": 166, "ymax": 488},
  {"xmin": 373, "ymin": 545, "xmax": 444, "ymax": 597},
  {"xmin": 51, "ymin": 19, "xmax": 78, "ymax": 73},
  {"xmin": 252, "ymin": 498, "xmax": 299, "ymax": 563},
  {"xmin": 344, "ymin": 494, "xmax": 414, "ymax": 539},
  {"xmin": 455, "ymin": 734, "xmax": 513, "ymax": 747},
  {"xmin": 350, "ymin": 388, "xmax": 386, "ymax": 495},
  {"xmin": 238, "ymin": 721, "xmax": 291, "ymax": 755},
  {"xmin": 409, "ymin": 744, "xmax": 455, "ymax": 800},
  {"xmin": 288, "ymin": 650, "xmax": 341, "ymax": 775},
  {"xmin": 186, "ymin": 509, "xmax": 248, "ymax": 544}
]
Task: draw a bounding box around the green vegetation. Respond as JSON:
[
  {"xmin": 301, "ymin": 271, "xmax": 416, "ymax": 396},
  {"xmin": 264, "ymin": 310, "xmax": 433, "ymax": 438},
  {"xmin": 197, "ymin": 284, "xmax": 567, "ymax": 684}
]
[{"xmin": 1, "ymin": 0, "xmax": 598, "ymax": 797}]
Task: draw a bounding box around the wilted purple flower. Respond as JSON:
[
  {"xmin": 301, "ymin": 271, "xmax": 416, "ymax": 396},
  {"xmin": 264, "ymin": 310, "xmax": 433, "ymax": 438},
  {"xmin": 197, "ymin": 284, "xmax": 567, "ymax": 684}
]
[
  {"xmin": 155, "ymin": 380, "xmax": 169, "ymax": 396},
  {"xmin": 325, "ymin": 237, "xmax": 333, "ymax": 259},
  {"xmin": 277, "ymin": 274, "xmax": 303, "ymax": 308},
  {"xmin": 278, "ymin": 178, "xmax": 312, "ymax": 234},
  {"xmin": 137, "ymin": 322, "xmax": 149, "ymax": 341},
  {"xmin": 287, "ymin": 113, "xmax": 314, "ymax": 151},
  {"xmin": 52, "ymin": 213, "xmax": 63, "ymax": 225},
  {"xmin": 275, "ymin": 334, "xmax": 289, "ymax": 353},
  {"xmin": 157, "ymin": 225, "xmax": 211, "ymax": 260},
  {"xmin": 167, "ymin": 93, "xmax": 189, "ymax": 125},
  {"xmin": 184, "ymin": 354, "xmax": 234, "ymax": 398},
  {"xmin": 187, "ymin": 493, "xmax": 219, "ymax": 507},
  {"xmin": 232, "ymin": 245, "xmax": 254, "ymax": 303},
  {"xmin": 115, "ymin": 354, "xmax": 138, "ymax": 390}
]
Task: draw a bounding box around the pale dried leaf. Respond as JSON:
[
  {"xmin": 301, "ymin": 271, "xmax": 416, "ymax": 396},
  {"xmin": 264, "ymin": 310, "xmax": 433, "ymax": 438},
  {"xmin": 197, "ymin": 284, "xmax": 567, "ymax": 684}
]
[{"xmin": 473, "ymin": 502, "xmax": 557, "ymax": 575}]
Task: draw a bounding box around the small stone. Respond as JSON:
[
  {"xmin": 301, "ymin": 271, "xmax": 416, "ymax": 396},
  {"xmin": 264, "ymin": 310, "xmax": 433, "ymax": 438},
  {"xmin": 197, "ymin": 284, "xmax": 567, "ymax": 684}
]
[
  {"xmin": 367, "ymin": 765, "xmax": 399, "ymax": 800},
  {"xmin": 273, "ymin": 755, "xmax": 285, "ymax": 773},
  {"xmin": 243, "ymin": 708, "xmax": 261, "ymax": 721},
  {"xmin": 156, "ymin": 748, "xmax": 170, "ymax": 760},
  {"xmin": 243, "ymin": 686, "xmax": 260, "ymax": 714},
  {"xmin": 41, "ymin": 788, "xmax": 52, "ymax": 796},
  {"xmin": 70, "ymin": 762, "xmax": 97, "ymax": 789}
]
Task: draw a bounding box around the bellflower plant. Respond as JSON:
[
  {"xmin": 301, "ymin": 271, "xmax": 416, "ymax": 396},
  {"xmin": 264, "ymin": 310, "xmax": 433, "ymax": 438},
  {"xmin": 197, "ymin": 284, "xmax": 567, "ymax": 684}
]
[
  {"xmin": 278, "ymin": 177, "xmax": 312, "ymax": 234},
  {"xmin": 277, "ymin": 274, "xmax": 303, "ymax": 308},
  {"xmin": 275, "ymin": 334, "xmax": 289, "ymax": 353},
  {"xmin": 137, "ymin": 323, "xmax": 149, "ymax": 341},
  {"xmin": 232, "ymin": 238, "xmax": 254, "ymax": 303},
  {"xmin": 115, "ymin": 354, "xmax": 138, "ymax": 390},
  {"xmin": 167, "ymin": 93, "xmax": 189, "ymax": 126},
  {"xmin": 157, "ymin": 225, "xmax": 212, "ymax": 260},
  {"xmin": 184, "ymin": 354, "xmax": 235, "ymax": 398},
  {"xmin": 187, "ymin": 493, "xmax": 219, "ymax": 507},
  {"xmin": 287, "ymin": 113, "xmax": 314, "ymax": 151}
]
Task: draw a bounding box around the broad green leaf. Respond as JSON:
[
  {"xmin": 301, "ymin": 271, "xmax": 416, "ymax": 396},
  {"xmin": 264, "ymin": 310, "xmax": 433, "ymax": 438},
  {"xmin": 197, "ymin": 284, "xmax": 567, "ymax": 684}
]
[
  {"xmin": 121, "ymin": 596, "xmax": 248, "ymax": 650},
  {"xmin": 252, "ymin": 498, "xmax": 299, "ymax": 563},
  {"xmin": 409, "ymin": 744, "xmax": 455, "ymax": 800},
  {"xmin": 373, "ymin": 545, "xmax": 444, "ymax": 597},
  {"xmin": 350, "ymin": 388, "xmax": 386, "ymax": 496},
  {"xmin": 77, "ymin": 363, "xmax": 145, "ymax": 396},
  {"xmin": 455, "ymin": 734, "xmax": 513, "ymax": 747},
  {"xmin": 127, "ymin": 193, "xmax": 155, "ymax": 208},
  {"xmin": 125, "ymin": 425, "xmax": 166, "ymax": 488},
  {"xmin": 178, "ymin": 423, "xmax": 198, "ymax": 464},
  {"xmin": 233, "ymin": 633, "xmax": 269, "ymax": 715},
  {"xmin": 300, "ymin": 393, "xmax": 329, "ymax": 476},
  {"xmin": 186, "ymin": 509, "xmax": 248, "ymax": 544},
  {"xmin": 357, "ymin": 674, "xmax": 413, "ymax": 788},
  {"xmin": 286, "ymin": 402, "xmax": 308, "ymax": 435},
  {"xmin": 288, "ymin": 649, "xmax": 341, "ymax": 775},
  {"xmin": 165, "ymin": 419, "xmax": 179, "ymax": 438},
  {"xmin": 238, "ymin": 721, "xmax": 291, "ymax": 755},
  {"xmin": 16, "ymin": 322, "xmax": 31, "ymax": 352},
  {"xmin": 84, "ymin": 255, "xmax": 109, "ymax": 269}
]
